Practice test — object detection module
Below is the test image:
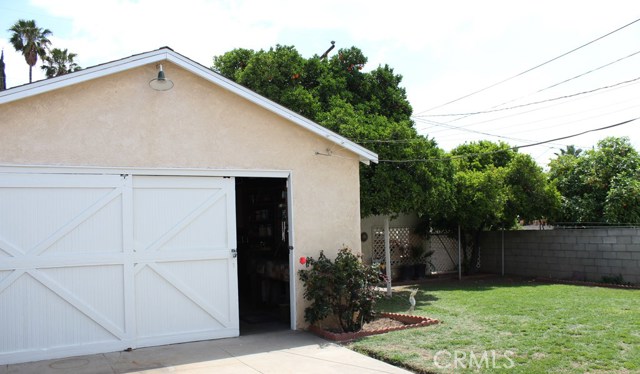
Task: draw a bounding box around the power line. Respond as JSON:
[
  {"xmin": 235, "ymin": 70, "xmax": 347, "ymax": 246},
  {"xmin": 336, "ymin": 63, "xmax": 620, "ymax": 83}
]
[
  {"xmin": 355, "ymin": 121, "xmax": 545, "ymax": 145},
  {"xmin": 514, "ymin": 117, "xmax": 638, "ymax": 150},
  {"xmin": 534, "ymin": 49, "xmax": 640, "ymax": 94},
  {"xmin": 412, "ymin": 117, "xmax": 567, "ymax": 148},
  {"xmin": 492, "ymin": 103, "xmax": 640, "ymax": 139},
  {"xmin": 439, "ymin": 48, "xmax": 640, "ymax": 121},
  {"xmin": 418, "ymin": 80, "xmax": 640, "ymax": 136},
  {"xmin": 355, "ymin": 98, "xmax": 633, "ymax": 149},
  {"xmin": 414, "ymin": 17, "xmax": 640, "ymax": 115},
  {"xmin": 414, "ymin": 73, "xmax": 640, "ymax": 118},
  {"xmin": 378, "ymin": 117, "xmax": 639, "ymax": 163},
  {"xmin": 427, "ymin": 99, "xmax": 640, "ymax": 144}
]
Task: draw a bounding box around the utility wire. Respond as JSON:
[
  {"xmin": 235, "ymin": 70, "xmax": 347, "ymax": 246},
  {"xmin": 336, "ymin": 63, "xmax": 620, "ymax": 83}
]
[
  {"xmin": 513, "ymin": 117, "xmax": 638, "ymax": 150},
  {"xmin": 535, "ymin": 49, "xmax": 640, "ymax": 94},
  {"xmin": 415, "ymin": 70, "xmax": 640, "ymax": 118},
  {"xmin": 412, "ymin": 117, "xmax": 567, "ymax": 148},
  {"xmin": 377, "ymin": 117, "xmax": 639, "ymax": 163},
  {"xmin": 414, "ymin": 17, "xmax": 640, "ymax": 115},
  {"xmin": 439, "ymin": 48, "xmax": 640, "ymax": 121},
  {"xmin": 418, "ymin": 79, "xmax": 640, "ymax": 136},
  {"xmin": 425, "ymin": 98, "xmax": 640, "ymax": 144},
  {"xmin": 354, "ymin": 97, "xmax": 632, "ymax": 148}
]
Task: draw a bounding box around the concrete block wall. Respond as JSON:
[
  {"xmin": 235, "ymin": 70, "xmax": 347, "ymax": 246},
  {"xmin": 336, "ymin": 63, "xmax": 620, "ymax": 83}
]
[{"xmin": 479, "ymin": 228, "xmax": 640, "ymax": 285}]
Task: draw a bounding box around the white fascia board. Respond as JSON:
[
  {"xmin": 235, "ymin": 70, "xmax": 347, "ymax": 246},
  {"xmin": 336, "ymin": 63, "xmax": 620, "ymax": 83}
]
[{"xmin": 0, "ymin": 48, "xmax": 378, "ymax": 164}]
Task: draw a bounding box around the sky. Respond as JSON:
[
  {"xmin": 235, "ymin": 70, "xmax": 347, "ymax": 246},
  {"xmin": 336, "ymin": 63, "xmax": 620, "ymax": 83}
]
[{"xmin": 1, "ymin": 0, "xmax": 639, "ymax": 167}]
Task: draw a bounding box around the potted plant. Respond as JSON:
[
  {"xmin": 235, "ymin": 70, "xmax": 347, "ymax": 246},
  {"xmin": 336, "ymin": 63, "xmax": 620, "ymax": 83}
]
[
  {"xmin": 409, "ymin": 245, "xmax": 425, "ymax": 279},
  {"xmin": 410, "ymin": 245, "xmax": 435, "ymax": 279}
]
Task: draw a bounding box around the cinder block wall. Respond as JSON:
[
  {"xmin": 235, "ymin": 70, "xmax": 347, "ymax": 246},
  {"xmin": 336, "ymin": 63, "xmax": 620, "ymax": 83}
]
[{"xmin": 479, "ymin": 228, "xmax": 640, "ymax": 285}]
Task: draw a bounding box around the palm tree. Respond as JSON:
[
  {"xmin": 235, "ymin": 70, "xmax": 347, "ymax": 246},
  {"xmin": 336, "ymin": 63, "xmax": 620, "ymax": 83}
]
[
  {"xmin": 554, "ymin": 145, "xmax": 582, "ymax": 157},
  {"xmin": 41, "ymin": 48, "xmax": 82, "ymax": 78},
  {"xmin": 8, "ymin": 19, "xmax": 52, "ymax": 83}
]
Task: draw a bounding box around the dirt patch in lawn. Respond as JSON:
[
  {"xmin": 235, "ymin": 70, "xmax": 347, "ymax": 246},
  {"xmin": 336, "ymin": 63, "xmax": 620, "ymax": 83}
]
[{"xmin": 362, "ymin": 317, "xmax": 405, "ymax": 331}]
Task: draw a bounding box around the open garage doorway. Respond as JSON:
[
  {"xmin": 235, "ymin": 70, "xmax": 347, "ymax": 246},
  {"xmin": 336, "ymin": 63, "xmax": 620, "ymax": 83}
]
[{"xmin": 235, "ymin": 177, "xmax": 291, "ymax": 334}]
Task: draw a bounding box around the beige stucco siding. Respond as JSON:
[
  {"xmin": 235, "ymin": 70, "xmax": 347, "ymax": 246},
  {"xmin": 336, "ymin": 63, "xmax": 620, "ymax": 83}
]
[{"xmin": 0, "ymin": 62, "xmax": 362, "ymax": 327}]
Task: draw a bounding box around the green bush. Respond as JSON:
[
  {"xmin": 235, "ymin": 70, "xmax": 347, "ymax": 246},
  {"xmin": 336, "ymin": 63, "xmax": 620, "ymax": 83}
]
[
  {"xmin": 298, "ymin": 247, "xmax": 381, "ymax": 332},
  {"xmin": 601, "ymin": 274, "xmax": 630, "ymax": 285}
]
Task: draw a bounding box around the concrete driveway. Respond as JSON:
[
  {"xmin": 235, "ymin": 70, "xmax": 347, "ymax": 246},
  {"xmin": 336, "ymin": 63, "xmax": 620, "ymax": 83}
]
[{"xmin": 1, "ymin": 329, "xmax": 411, "ymax": 374}]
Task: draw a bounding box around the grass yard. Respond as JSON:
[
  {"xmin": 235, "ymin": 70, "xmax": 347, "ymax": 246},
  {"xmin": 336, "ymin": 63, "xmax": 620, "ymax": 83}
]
[{"xmin": 349, "ymin": 277, "xmax": 639, "ymax": 373}]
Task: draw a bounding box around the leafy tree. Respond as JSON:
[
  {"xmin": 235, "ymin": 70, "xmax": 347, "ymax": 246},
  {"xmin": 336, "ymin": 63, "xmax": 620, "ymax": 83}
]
[
  {"xmin": 433, "ymin": 141, "xmax": 559, "ymax": 272},
  {"xmin": 505, "ymin": 153, "xmax": 560, "ymax": 223},
  {"xmin": 450, "ymin": 140, "xmax": 515, "ymax": 171},
  {"xmin": 8, "ymin": 19, "xmax": 52, "ymax": 83},
  {"xmin": 41, "ymin": 48, "xmax": 81, "ymax": 78},
  {"xmin": 213, "ymin": 45, "xmax": 453, "ymax": 219},
  {"xmin": 549, "ymin": 136, "xmax": 640, "ymax": 224},
  {"xmin": 604, "ymin": 176, "xmax": 640, "ymax": 223}
]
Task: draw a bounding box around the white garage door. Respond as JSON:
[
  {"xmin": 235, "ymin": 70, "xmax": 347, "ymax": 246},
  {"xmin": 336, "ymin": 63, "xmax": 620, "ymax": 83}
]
[{"xmin": 0, "ymin": 173, "xmax": 238, "ymax": 365}]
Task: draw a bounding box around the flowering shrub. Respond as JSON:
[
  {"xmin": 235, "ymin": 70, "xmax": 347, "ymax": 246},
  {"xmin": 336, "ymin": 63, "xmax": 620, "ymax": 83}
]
[{"xmin": 298, "ymin": 247, "xmax": 381, "ymax": 333}]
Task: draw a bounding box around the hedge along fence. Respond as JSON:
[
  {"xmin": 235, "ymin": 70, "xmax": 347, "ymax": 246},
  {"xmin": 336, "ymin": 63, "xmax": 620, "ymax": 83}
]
[{"xmin": 479, "ymin": 228, "xmax": 640, "ymax": 285}]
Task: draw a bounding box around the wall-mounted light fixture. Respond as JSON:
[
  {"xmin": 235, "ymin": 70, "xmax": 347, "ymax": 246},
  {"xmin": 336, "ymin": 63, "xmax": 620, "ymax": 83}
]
[{"xmin": 149, "ymin": 64, "xmax": 174, "ymax": 91}]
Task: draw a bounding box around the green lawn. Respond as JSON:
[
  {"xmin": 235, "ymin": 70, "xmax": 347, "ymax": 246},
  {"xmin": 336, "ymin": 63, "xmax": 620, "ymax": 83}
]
[{"xmin": 349, "ymin": 278, "xmax": 640, "ymax": 373}]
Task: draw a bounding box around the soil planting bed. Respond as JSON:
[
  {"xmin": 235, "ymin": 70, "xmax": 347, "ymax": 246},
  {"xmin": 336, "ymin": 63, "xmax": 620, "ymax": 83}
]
[{"xmin": 307, "ymin": 312, "xmax": 439, "ymax": 342}]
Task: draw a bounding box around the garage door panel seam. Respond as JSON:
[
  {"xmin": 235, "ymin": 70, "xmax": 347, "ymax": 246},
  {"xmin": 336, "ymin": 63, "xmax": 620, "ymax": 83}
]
[
  {"xmin": 0, "ymin": 254, "xmax": 128, "ymax": 271},
  {"xmin": 133, "ymin": 250, "xmax": 228, "ymax": 263}
]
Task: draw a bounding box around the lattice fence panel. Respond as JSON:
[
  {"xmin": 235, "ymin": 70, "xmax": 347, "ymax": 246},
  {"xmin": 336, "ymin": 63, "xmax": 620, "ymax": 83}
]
[
  {"xmin": 373, "ymin": 227, "xmax": 479, "ymax": 275},
  {"xmin": 372, "ymin": 227, "xmax": 420, "ymax": 266},
  {"xmin": 428, "ymin": 234, "xmax": 460, "ymax": 273}
]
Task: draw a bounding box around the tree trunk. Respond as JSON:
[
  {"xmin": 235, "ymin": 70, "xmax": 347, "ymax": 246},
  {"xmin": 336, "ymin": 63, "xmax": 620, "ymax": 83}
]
[{"xmin": 27, "ymin": 48, "xmax": 38, "ymax": 84}]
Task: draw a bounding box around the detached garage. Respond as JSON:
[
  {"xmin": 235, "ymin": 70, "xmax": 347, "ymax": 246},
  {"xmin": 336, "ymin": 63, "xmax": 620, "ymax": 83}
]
[{"xmin": 0, "ymin": 47, "xmax": 377, "ymax": 365}]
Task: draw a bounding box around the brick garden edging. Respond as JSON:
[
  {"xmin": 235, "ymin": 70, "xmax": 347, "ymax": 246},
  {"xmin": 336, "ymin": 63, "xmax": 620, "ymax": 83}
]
[{"xmin": 307, "ymin": 312, "xmax": 439, "ymax": 342}]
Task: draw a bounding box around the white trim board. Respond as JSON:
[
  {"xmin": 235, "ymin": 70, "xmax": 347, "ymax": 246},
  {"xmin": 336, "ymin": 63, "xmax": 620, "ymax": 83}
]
[
  {"xmin": 0, "ymin": 164, "xmax": 292, "ymax": 178},
  {"xmin": 0, "ymin": 47, "xmax": 378, "ymax": 165}
]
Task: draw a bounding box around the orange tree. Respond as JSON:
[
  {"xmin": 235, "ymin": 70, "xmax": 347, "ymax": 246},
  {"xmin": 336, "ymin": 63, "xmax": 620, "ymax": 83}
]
[
  {"xmin": 432, "ymin": 141, "xmax": 559, "ymax": 273},
  {"xmin": 212, "ymin": 45, "xmax": 453, "ymax": 219}
]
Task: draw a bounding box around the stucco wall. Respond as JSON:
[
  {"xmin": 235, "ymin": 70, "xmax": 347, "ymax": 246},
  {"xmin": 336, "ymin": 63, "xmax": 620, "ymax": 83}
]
[{"xmin": 0, "ymin": 62, "xmax": 363, "ymax": 327}]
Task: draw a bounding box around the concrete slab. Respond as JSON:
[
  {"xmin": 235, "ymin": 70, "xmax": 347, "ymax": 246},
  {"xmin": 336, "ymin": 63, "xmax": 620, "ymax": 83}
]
[{"xmin": 1, "ymin": 330, "xmax": 411, "ymax": 374}]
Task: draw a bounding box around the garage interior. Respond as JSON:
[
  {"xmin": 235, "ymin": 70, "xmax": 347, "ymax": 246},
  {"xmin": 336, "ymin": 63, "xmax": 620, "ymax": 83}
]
[{"xmin": 235, "ymin": 177, "xmax": 291, "ymax": 332}]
